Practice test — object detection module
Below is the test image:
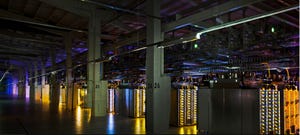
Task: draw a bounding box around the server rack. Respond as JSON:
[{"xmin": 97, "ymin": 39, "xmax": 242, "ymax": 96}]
[
  {"xmin": 59, "ymin": 84, "xmax": 66, "ymax": 105},
  {"xmin": 283, "ymin": 85, "xmax": 299, "ymax": 134},
  {"xmin": 107, "ymin": 89, "xmax": 115, "ymax": 113},
  {"xmin": 259, "ymin": 84, "xmax": 281, "ymax": 134},
  {"xmin": 171, "ymin": 85, "xmax": 197, "ymax": 126},
  {"xmin": 107, "ymin": 82, "xmax": 121, "ymax": 114},
  {"xmin": 128, "ymin": 87, "xmax": 146, "ymax": 118},
  {"xmin": 75, "ymin": 83, "xmax": 87, "ymax": 107}
]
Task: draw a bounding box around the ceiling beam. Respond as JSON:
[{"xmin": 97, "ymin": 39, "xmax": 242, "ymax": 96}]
[
  {"xmin": 110, "ymin": 19, "xmax": 132, "ymax": 32},
  {"xmin": 28, "ymin": 26, "xmax": 65, "ymax": 36},
  {"xmin": 30, "ymin": 25, "xmax": 116, "ymax": 41},
  {"xmin": 0, "ymin": 31, "xmax": 63, "ymax": 49},
  {"xmin": 162, "ymin": 0, "xmax": 265, "ymax": 32},
  {"xmin": 259, "ymin": 2, "xmax": 299, "ymax": 24},
  {"xmin": 248, "ymin": 5, "xmax": 299, "ymax": 28},
  {"xmin": 0, "ymin": 51, "xmax": 38, "ymax": 57},
  {"xmin": 0, "ymin": 44, "xmax": 44, "ymax": 54},
  {"xmin": 113, "ymin": 29, "xmax": 147, "ymax": 49},
  {"xmin": 39, "ymin": 0, "xmax": 125, "ymax": 28},
  {"xmin": 38, "ymin": 0, "xmax": 91, "ymax": 17},
  {"xmin": 0, "ymin": 8, "xmax": 42, "ymax": 23},
  {"xmin": 0, "ymin": 55, "xmax": 38, "ymax": 61},
  {"xmin": 0, "ymin": 8, "xmax": 86, "ymax": 33}
]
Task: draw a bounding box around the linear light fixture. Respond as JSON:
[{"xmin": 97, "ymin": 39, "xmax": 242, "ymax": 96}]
[{"xmin": 196, "ymin": 5, "xmax": 299, "ymax": 39}]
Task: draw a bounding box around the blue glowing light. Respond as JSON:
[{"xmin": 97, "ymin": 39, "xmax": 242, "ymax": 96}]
[{"xmin": 107, "ymin": 114, "xmax": 115, "ymax": 134}]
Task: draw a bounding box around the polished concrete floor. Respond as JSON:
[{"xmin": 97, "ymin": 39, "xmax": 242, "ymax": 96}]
[{"xmin": 0, "ymin": 95, "xmax": 197, "ymax": 134}]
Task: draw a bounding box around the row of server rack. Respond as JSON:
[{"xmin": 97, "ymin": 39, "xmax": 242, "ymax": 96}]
[
  {"xmin": 170, "ymin": 84, "xmax": 198, "ymax": 126},
  {"xmin": 105, "ymin": 80, "xmax": 299, "ymax": 134},
  {"xmin": 259, "ymin": 84, "xmax": 299, "ymax": 134},
  {"xmin": 106, "ymin": 83, "xmax": 198, "ymax": 127},
  {"xmin": 197, "ymin": 79, "xmax": 299, "ymax": 134},
  {"xmin": 107, "ymin": 85, "xmax": 146, "ymax": 118}
]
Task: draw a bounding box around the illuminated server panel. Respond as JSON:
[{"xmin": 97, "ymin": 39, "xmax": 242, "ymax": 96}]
[
  {"xmin": 284, "ymin": 85, "xmax": 299, "ymax": 134},
  {"xmin": 134, "ymin": 88, "xmax": 146, "ymax": 117},
  {"xmin": 107, "ymin": 89, "xmax": 115, "ymax": 113},
  {"xmin": 59, "ymin": 85, "xmax": 66, "ymax": 105},
  {"xmin": 128, "ymin": 87, "xmax": 146, "ymax": 118},
  {"xmin": 259, "ymin": 84, "xmax": 280, "ymax": 134},
  {"xmin": 76, "ymin": 83, "xmax": 87, "ymax": 107},
  {"xmin": 171, "ymin": 85, "xmax": 197, "ymax": 126}
]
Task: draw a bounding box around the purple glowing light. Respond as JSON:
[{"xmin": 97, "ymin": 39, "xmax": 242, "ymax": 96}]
[
  {"xmin": 26, "ymin": 85, "xmax": 30, "ymax": 98},
  {"xmin": 107, "ymin": 51, "xmax": 114, "ymax": 55},
  {"xmin": 127, "ymin": 46, "xmax": 134, "ymax": 50},
  {"xmin": 73, "ymin": 48, "xmax": 88, "ymax": 53}
]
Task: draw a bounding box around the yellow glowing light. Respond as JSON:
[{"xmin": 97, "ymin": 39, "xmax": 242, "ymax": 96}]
[
  {"xmin": 284, "ymin": 87, "xmax": 299, "ymax": 133},
  {"xmin": 78, "ymin": 88, "xmax": 81, "ymax": 106},
  {"xmin": 59, "ymin": 86, "xmax": 66, "ymax": 105},
  {"xmin": 80, "ymin": 89, "xmax": 85, "ymax": 96},
  {"xmin": 179, "ymin": 89, "xmax": 184, "ymax": 126},
  {"xmin": 136, "ymin": 89, "xmax": 140, "ymax": 117},
  {"xmin": 134, "ymin": 118, "xmax": 145, "ymax": 134},
  {"xmin": 76, "ymin": 106, "xmax": 83, "ymax": 134},
  {"xmin": 178, "ymin": 126, "xmax": 197, "ymax": 134},
  {"xmin": 142, "ymin": 89, "xmax": 146, "ymax": 114},
  {"xmin": 179, "ymin": 128, "xmax": 184, "ymax": 134},
  {"xmin": 42, "ymin": 85, "xmax": 50, "ymax": 104}
]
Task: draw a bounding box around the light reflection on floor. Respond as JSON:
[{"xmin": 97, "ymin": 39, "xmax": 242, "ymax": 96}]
[
  {"xmin": 41, "ymin": 102, "xmax": 49, "ymax": 112},
  {"xmin": 76, "ymin": 106, "xmax": 83, "ymax": 134},
  {"xmin": 1, "ymin": 95, "xmax": 201, "ymax": 134},
  {"xmin": 75, "ymin": 106, "xmax": 91, "ymax": 134},
  {"xmin": 107, "ymin": 113, "xmax": 115, "ymax": 134},
  {"xmin": 37, "ymin": 103, "xmax": 195, "ymax": 134},
  {"xmin": 134, "ymin": 118, "xmax": 145, "ymax": 134},
  {"xmin": 178, "ymin": 125, "xmax": 197, "ymax": 134}
]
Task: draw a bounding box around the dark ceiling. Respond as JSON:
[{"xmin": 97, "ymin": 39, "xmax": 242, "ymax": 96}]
[{"xmin": 0, "ymin": 0, "xmax": 298, "ymax": 80}]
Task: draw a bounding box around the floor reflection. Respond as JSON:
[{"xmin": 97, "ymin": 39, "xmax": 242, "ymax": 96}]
[
  {"xmin": 41, "ymin": 103, "xmax": 49, "ymax": 112},
  {"xmin": 134, "ymin": 118, "xmax": 146, "ymax": 134},
  {"xmin": 58, "ymin": 104, "xmax": 65, "ymax": 120},
  {"xmin": 178, "ymin": 125, "xmax": 197, "ymax": 134},
  {"xmin": 107, "ymin": 113, "xmax": 115, "ymax": 134},
  {"xmin": 76, "ymin": 106, "xmax": 83, "ymax": 134},
  {"xmin": 0, "ymin": 95, "xmax": 202, "ymax": 134},
  {"xmin": 75, "ymin": 106, "xmax": 91, "ymax": 134}
]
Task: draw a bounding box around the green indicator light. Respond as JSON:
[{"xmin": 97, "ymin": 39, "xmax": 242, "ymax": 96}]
[
  {"xmin": 271, "ymin": 27, "xmax": 275, "ymax": 33},
  {"xmin": 194, "ymin": 44, "xmax": 198, "ymax": 48}
]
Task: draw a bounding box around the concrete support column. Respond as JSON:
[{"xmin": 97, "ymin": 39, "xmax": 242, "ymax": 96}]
[
  {"xmin": 146, "ymin": 0, "xmax": 171, "ymax": 133},
  {"xmin": 87, "ymin": 8, "xmax": 107, "ymax": 117},
  {"xmin": 65, "ymin": 32, "xmax": 76, "ymax": 111},
  {"xmin": 17, "ymin": 69, "xmax": 25, "ymax": 98},
  {"xmin": 50, "ymin": 49, "xmax": 60, "ymax": 111}
]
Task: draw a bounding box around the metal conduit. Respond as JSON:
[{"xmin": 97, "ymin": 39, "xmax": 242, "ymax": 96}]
[{"xmin": 196, "ymin": 4, "xmax": 299, "ymax": 39}]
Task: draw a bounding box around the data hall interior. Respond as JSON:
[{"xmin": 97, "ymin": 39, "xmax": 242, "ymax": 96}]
[{"xmin": 0, "ymin": 0, "xmax": 299, "ymax": 134}]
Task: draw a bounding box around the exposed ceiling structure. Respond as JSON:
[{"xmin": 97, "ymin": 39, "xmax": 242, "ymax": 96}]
[{"xmin": 0, "ymin": 0, "xmax": 298, "ymax": 80}]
